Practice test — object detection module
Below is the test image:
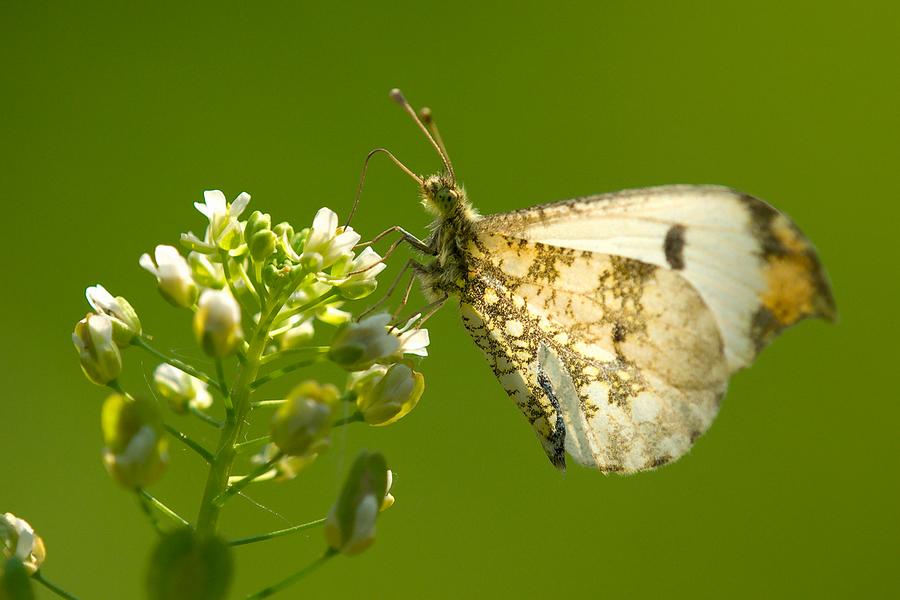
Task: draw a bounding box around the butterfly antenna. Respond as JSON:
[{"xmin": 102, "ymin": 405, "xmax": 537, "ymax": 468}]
[
  {"xmin": 345, "ymin": 147, "xmax": 423, "ymax": 228},
  {"xmin": 418, "ymin": 107, "xmax": 452, "ymax": 168},
  {"xmin": 389, "ymin": 88, "xmax": 456, "ymax": 182}
]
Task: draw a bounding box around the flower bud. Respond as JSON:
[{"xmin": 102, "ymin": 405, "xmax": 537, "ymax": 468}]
[
  {"xmin": 328, "ymin": 314, "xmax": 400, "ymax": 371},
  {"xmin": 72, "ymin": 314, "xmax": 122, "ymax": 385},
  {"xmin": 249, "ymin": 229, "xmax": 277, "ymax": 263},
  {"xmin": 355, "ymin": 363, "xmax": 424, "ymax": 426},
  {"xmin": 193, "ymin": 289, "xmax": 243, "ymax": 357},
  {"xmin": 244, "ymin": 210, "xmax": 272, "ymax": 242},
  {"xmin": 140, "ymin": 245, "xmax": 198, "ymax": 308},
  {"xmin": 85, "ymin": 284, "xmax": 142, "ymax": 346},
  {"xmin": 153, "ymin": 364, "xmax": 213, "ymax": 414},
  {"xmin": 270, "ymin": 381, "xmax": 338, "ymax": 457},
  {"xmin": 101, "ymin": 393, "xmax": 168, "ymax": 489},
  {"xmin": 0, "ymin": 513, "xmax": 46, "ymax": 575},
  {"xmin": 324, "ymin": 451, "xmax": 389, "ymax": 556}
]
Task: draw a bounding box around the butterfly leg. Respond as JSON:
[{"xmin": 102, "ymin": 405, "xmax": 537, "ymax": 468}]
[
  {"xmin": 356, "ymin": 225, "xmax": 434, "ymax": 255},
  {"xmin": 392, "ymin": 291, "xmax": 449, "ymax": 332},
  {"xmin": 358, "ymin": 258, "xmax": 426, "ymax": 320}
]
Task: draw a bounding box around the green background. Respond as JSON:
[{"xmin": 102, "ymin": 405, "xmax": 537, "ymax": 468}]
[{"xmin": 2, "ymin": 2, "xmax": 897, "ymax": 598}]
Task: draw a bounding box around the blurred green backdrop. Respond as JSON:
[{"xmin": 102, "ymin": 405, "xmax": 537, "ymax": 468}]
[{"xmin": 2, "ymin": 2, "xmax": 897, "ymax": 598}]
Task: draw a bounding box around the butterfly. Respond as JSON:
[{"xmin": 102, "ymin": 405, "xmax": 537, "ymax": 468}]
[{"xmin": 355, "ymin": 89, "xmax": 836, "ymax": 473}]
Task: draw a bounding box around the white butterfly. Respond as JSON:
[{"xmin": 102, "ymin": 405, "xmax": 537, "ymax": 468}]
[{"xmin": 357, "ymin": 90, "xmax": 835, "ymax": 472}]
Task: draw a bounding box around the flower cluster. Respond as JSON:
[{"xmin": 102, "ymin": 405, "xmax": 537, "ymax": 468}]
[{"xmin": 62, "ymin": 189, "xmax": 432, "ymax": 598}]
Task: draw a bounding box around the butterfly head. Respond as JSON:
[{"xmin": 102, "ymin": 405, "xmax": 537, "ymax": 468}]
[{"xmin": 420, "ymin": 173, "xmax": 465, "ymax": 217}]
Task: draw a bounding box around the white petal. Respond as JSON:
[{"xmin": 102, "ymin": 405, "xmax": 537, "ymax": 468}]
[
  {"xmin": 139, "ymin": 253, "xmax": 157, "ymax": 275},
  {"xmin": 312, "ymin": 207, "xmax": 338, "ymax": 235},
  {"xmin": 86, "ymin": 284, "xmax": 115, "ymax": 312},
  {"xmin": 203, "ymin": 190, "xmax": 228, "ymax": 216},
  {"xmin": 231, "ymin": 192, "xmax": 251, "ymax": 217}
]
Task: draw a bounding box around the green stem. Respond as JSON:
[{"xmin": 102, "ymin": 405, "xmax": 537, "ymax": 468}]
[
  {"xmin": 33, "ymin": 572, "xmax": 82, "ymax": 600},
  {"xmin": 163, "ymin": 423, "xmax": 214, "ymax": 463},
  {"xmin": 212, "ymin": 453, "xmax": 282, "ymax": 507},
  {"xmin": 333, "ymin": 412, "xmax": 364, "ymax": 427},
  {"xmin": 228, "ymin": 518, "xmax": 326, "ymax": 547},
  {"xmin": 189, "ymin": 405, "xmax": 224, "ymax": 429},
  {"xmin": 260, "ymin": 346, "xmax": 330, "ymax": 365},
  {"xmin": 137, "ymin": 492, "xmax": 165, "ymax": 535},
  {"xmin": 234, "ymin": 435, "xmax": 272, "ymax": 454},
  {"xmin": 195, "ymin": 267, "xmax": 311, "ymax": 536},
  {"xmin": 138, "ymin": 489, "xmax": 190, "ymax": 527},
  {"xmin": 244, "ymin": 549, "xmax": 337, "ymax": 599},
  {"xmin": 250, "ymin": 399, "xmax": 286, "ymax": 408},
  {"xmin": 215, "ymin": 358, "xmax": 234, "ymax": 415},
  {"xmin": 251, "ymin": 357, "xmax": 324, "ymax": 390},
  {"xmin": 132, "ymin": 337, "xmax": 222, "ymax": 392},
  {"xmin": 272, "ymin": 288, "xmax": 341, "ymax": 326}
]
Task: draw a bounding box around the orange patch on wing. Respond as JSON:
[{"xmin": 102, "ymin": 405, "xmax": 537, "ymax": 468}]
[{"xmin": 760, "ymin": 253, "xmax": 818, "ymax": 325}]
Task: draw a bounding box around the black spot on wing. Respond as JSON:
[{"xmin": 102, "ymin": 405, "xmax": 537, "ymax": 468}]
[{"xmin": 663, "ymin": 224, "xmax": 686, "ymax": 270}]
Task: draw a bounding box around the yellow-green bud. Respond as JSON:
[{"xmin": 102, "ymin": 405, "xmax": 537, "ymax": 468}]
[
  {"xmin": 153, "ymin": 364, "xmax": 213, "ymax": 414},
  {"xmin": 324, "ymin": 451, "xmax": 389, "ymax": 556},
  {"xmin": 0, "ymin": 513, "xmax": 46, "ymax": 575},
  {"xmin": 85, "ymin": 284, "xmax": 142, "ymax": 346},
  {"xmin": 270, "ymin": 381, "xmax": 338, "ymax": 457},
  {"xmin": 193, "ymin": 289, "xmax": 243, "ymax": 357},
  {"xmin": 101, "ymin": 393, "xmax": 168, "ymax": 489},
  {"xmin": 355, "ymin": 363, "xmax": 424, "ymax": 426},
  {"xmin": 328, "ymin": 314, "xmax": 400, "ymax": 371},
  {"xmin": 72, "ymin": 314, "xmax": 123, "ymax": 385},
  {"xmin": 244, "ymin": 210, "xmax": 272, "ymax": 241},
  {"xmin": 249, "ymin": 229, "xmax": 277, "ymax": 263}
]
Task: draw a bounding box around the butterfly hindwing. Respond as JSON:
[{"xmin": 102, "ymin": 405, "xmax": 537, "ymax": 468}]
[
  {"xmin": 456, "ymin": 185, "xmax": 834, "ymax": 472},
  {"xmin": 459, "ymin": 231, "xmax": 730, "ymax": 472}
]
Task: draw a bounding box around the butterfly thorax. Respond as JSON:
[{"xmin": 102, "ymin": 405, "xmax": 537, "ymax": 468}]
[{"xmin": 418, "ymin": 174, "xmax": 480, "ymax": 299}]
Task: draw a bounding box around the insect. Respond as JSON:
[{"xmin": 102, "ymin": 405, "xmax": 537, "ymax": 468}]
[{"xmin": 352, "ymin": 89, "xmax": 836, "ymax": 473}]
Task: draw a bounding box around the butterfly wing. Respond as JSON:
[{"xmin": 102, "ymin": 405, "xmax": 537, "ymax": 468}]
[{"xmin": 460, "ymin": 185, "xmax": 834, "ymax": 472}]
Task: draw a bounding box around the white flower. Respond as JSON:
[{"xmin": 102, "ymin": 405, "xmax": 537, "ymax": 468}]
[
  {"xmin": 328, "ymin": 314, "xmax": 400, "ymax": 371},
  {"xmin": 330, "ymin": 247, "xmax": 387, "ymax": 300},
  {"xmin": 0, "ymin": 513, "xmax": 46, "ymax": 574},
  {"xmin": 153, "ymin": 363, "xmax": 213, "ymax": 414},
  {"xmin": 140, "ymin": 245, "xmax": 198, "ymax": 308},
  {"xmin": 193, "ymin": 289, "xmax": 243, "ymax": 357},
  {"xmin": 86, "ymin": 284, "xmax": 142, "ymax": 345},
  {"xmin": 395, "ymin": 315, "xmax": 430, "ymax": 358},
  {"xmin": 182, "ymin": 190, "xmax": 251, "ymax": 252},
  {"xmin": 299, "ymin": 207, "xmax": 361, "ymax": 271},
  {"xmin": 72, "ymin": 313, "xmax": 122, "ymax": 385}
]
